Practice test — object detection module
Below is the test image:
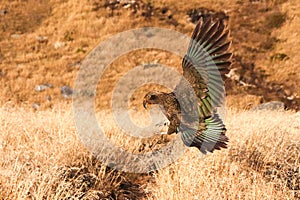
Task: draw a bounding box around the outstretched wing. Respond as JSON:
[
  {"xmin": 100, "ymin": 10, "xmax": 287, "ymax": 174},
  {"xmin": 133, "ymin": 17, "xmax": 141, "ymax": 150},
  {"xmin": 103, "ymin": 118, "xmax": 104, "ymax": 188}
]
[{"xmin": 175, "ymin": 17, "xmax": 232, "ymax": 153}]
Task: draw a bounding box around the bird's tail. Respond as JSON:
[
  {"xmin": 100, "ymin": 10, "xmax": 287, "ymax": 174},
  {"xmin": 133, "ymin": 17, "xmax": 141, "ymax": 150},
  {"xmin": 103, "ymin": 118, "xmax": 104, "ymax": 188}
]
[{"xmin": 181, "ymin": 113, "xmax": 228, "ymax": 154}]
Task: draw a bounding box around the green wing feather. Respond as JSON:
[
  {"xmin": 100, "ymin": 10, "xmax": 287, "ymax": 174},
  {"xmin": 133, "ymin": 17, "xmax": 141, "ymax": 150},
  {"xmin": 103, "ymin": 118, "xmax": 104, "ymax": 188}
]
[
  {"xmin": 176, "ymin": 17, "xmax": 231, "ymax": 153},
  {"xmin": 181, "ymin": 113, "xmax": 228, "ymax": 154},
  {"xmin": 184, "ymin": 17, "xmax": 232, "ymax": 110}
]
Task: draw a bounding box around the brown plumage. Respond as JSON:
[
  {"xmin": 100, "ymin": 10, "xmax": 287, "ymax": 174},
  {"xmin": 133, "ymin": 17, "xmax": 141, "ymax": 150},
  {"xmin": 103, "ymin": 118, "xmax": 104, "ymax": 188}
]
[{"xmin": 143, "ymin": 17, "xmax": 232, "ymax": 154}]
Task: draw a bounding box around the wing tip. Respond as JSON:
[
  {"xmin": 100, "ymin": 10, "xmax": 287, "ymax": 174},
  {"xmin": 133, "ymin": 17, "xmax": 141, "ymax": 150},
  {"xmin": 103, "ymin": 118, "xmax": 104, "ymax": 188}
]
[
  {"xmin": 180, "ymin": 113, "xmax": 229, "ymax": 154},
  {"xmin": 197, "ymin": 128, "xmax": 228, "ymax": 154}
]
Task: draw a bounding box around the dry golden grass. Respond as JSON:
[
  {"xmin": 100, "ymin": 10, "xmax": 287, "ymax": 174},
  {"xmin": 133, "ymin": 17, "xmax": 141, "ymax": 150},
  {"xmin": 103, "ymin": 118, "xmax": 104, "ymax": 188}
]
[
  {"xmin": 0, "ymin": 0, "xmax": 299, "ymax": 109},
  {"xmin": 0, "ymin": 104, "xmax": 299, "ymax": 199},
  {"xmin": 150, "ymin": 109, "xmax": 300, "ymax": 199},
  {"xmin": 263, "ymin": 0, "xmax": 300, "ymax": 90},
  {"xmin": 0, "ymin": 104, "xmax": 149, "ymax": 199}
]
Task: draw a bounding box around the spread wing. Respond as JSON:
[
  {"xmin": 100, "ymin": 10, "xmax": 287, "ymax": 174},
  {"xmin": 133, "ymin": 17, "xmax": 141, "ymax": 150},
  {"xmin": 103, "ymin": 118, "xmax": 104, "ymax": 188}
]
[{"xmin": 174, "ymin": 17, "xmax": 232, "ymax": 153}]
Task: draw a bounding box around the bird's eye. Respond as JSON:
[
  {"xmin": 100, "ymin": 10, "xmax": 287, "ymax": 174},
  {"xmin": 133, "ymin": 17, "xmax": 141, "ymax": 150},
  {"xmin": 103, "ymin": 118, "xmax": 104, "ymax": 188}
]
[{"xmin": 149, "ymin": 95, "xmax": 158, "ymax": 100}]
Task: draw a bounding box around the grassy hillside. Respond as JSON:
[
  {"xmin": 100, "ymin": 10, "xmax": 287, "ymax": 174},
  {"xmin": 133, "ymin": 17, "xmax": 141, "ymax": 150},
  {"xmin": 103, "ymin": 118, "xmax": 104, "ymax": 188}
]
[
  {"xmin": 0, "ymin": 106, "xmax": 299, "ymax": 199},
  {"xmin": 0, "ymin": 0, "xmax": 299, "ymax": 110}
]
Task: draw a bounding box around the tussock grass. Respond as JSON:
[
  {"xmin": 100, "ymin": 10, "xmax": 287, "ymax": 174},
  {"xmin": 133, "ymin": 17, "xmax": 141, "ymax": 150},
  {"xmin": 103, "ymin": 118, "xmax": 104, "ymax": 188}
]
[
  {"xmin": 0, "ymin": 105, "xmax": 148, "ymax": 199},
  {"xmin": 0, "ymin": 105, "xmax": 299, "ymax": 199},
  {"xmin": 150, "ymin": 109, "xmax": 300, "ymax": 199}
]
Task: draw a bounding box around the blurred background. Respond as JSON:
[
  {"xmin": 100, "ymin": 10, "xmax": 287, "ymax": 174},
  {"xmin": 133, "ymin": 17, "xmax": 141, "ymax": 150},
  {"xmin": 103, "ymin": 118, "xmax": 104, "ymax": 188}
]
[{"xmin": 0, "ymin": 0, "xmax": 299, "ymax": 111}]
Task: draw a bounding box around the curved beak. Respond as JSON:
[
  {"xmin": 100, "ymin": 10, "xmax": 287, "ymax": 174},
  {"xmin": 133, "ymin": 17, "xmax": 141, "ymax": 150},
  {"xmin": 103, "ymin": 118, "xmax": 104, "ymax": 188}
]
[{"xmin": 143, "ymin": 100, "xmax": 147, "ymax": 109}]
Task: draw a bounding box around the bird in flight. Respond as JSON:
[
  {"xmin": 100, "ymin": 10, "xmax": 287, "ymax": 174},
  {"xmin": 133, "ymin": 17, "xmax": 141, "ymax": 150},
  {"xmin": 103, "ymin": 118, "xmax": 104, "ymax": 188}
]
[{"xmin": 143, "ymin": 17, "xmax": 232, "ymax": 154}]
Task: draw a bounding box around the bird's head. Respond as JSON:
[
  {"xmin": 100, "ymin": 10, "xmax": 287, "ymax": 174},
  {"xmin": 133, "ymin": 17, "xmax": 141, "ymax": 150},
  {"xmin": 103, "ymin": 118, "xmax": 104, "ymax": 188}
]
[{"xmin": 143, "ymin": 91, "xmax": 161, "ymax": 109}]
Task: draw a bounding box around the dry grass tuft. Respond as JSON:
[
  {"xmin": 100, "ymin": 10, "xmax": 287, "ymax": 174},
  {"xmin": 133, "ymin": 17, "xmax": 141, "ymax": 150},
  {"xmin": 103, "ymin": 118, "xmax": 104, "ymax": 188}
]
[
  {"xmin": 0, "ymin": 105, "xmax": 299, "ymax": 199},
  {"xmin": 0, "ymin": 105, "xmax": 149, "ymax": 199}
]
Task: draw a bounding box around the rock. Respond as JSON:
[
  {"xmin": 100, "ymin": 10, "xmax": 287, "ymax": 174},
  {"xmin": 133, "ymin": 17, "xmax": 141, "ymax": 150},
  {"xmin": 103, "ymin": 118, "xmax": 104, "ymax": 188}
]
[
  {"xmin": 54, "ymin": 41, "xmax": 65, "ymax": 49},
  {"xmin": 60, "ymin": 86, "xmax": 74, "ymax": 98},
  {"xmin": 46, "ymin": 95, "xmax": 52, "ymax": 101},
  {"xmin": 143, "ymin": 60, "xmax": 159, "ymax": 69},
  {"xmin": 11, "ymin": 34, "xmax": 21, "ymax": 39},
  {"xmin": 252, "ymin": 101, "xmax": 285, "ymax": 111},
  {"xmin": 35, "ymin": 84, "xmax": 53, "ymax": 92},
  {"xmin": 0, "ymin": 9, "xmax": 7, "ymax": 16},
  {"xmin": 226, "ymin": 68, "xmax": 240, "ymax": 81},
  {"xmin": 32, "ymin": 103, "xmax": 40, "ymax": 110},
  {"xmin": 36, "ymin": 35, "xmax": 48, "ymax": 43}
]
